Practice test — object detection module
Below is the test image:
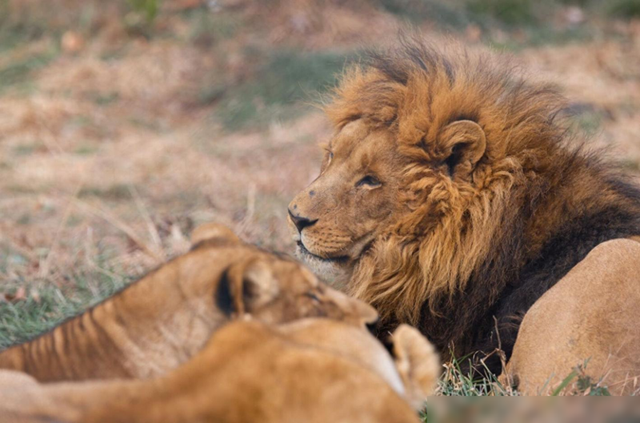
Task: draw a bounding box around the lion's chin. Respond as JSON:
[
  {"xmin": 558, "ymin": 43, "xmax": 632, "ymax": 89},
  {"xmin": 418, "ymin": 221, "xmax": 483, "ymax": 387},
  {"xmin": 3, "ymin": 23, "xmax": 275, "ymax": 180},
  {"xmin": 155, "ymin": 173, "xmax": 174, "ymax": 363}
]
[{"xmin": 295, "ymin": 243, "xmax": 352, "ymax": 288}]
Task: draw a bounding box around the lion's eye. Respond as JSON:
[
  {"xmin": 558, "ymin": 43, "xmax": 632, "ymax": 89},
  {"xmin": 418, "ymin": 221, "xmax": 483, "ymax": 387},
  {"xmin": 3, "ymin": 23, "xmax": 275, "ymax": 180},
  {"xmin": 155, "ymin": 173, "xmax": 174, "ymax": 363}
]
[
  {"xmin": 305, "ymin": 292, "xmax": 321, "ymax": 303},
  {"xmin": 356, "ymin": 175, "xmax": 382, "ymax": 188},
  {"xmin": 322, "ymin": 150, "xmax": 333, "ymax": 171}
]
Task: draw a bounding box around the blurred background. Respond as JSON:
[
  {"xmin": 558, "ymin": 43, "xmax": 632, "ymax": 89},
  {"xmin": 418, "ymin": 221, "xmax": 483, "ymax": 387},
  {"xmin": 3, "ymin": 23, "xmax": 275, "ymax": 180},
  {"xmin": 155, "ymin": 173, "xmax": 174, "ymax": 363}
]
[{"xmin": 0, "ymin": 0, "xmax": 639, "ymax": 347}]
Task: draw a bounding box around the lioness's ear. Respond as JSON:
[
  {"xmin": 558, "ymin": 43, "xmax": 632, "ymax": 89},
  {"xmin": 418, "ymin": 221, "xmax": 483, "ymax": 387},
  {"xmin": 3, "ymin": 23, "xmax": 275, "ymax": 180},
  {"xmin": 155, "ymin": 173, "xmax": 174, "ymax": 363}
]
[
  {"xmin": 438, "ymin": 120, "xmax": 486, "ymax": 179},
  {"xmin": 191, "ymin": 223, "xmax": 240, "ymax": 246},
  {"xmin": 390, "ymin": 324, "xmax": 440, "ymax": 409},
  {"xmin": 216, "ymin": 258, "xmax": 280, "ymax": 316}
]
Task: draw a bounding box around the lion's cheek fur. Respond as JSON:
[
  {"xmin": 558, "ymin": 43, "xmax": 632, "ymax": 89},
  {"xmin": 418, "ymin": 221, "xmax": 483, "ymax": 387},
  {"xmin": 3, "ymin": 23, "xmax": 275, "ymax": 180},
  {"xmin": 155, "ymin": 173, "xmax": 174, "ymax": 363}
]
[{"xmin": 347, "ymin": 163, "xmax": 518, "ymax": 326}]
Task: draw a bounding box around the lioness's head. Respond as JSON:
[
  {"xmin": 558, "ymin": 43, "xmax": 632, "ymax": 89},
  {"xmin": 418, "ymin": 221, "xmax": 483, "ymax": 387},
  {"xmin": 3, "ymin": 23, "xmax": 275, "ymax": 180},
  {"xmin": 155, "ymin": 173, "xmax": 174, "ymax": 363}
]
[
  {"xmin": 191, "ymin": 223, "xmax": 379, "ymax": 329},
  {"xmin": 288, "ymin": 38, "xmax": 565, "ymax": 323}
]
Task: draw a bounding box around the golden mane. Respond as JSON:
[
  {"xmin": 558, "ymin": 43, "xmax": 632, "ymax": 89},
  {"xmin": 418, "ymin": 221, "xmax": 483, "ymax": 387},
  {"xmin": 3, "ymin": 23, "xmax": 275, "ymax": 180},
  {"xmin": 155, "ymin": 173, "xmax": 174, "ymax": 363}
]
[
  {"xmin": 290, "ymin": 36, "xmax": 640, "ymax": 374},
  {"xmin": 325, "ymin": 38, "xmax": 570, "ymax": 325}
]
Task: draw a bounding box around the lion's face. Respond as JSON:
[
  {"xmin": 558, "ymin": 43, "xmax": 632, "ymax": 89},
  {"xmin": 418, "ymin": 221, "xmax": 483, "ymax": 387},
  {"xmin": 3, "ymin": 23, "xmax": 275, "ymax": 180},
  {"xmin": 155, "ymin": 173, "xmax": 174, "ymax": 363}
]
[{"xmin": 287, "ymin": 120, "xmax": 406, "ymax": 283}]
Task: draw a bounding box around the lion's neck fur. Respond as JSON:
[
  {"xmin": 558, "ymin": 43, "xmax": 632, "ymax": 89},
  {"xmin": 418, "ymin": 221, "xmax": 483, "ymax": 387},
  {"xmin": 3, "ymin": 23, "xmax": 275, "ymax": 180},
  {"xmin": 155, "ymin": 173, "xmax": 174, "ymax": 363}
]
[
  {"xmin": 350, "ymin": 145, "xmax": 640, "ymax": 359},
  {"xmin": 348, "ymin": 156, "xmax": 521, "ymax": 325}
]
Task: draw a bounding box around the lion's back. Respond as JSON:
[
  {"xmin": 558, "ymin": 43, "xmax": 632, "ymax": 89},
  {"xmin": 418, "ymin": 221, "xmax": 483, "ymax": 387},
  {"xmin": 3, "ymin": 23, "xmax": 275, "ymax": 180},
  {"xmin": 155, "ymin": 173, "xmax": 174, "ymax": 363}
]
[{"xmin": 506, "ymin": 238, "xmax": 640, "ymax": 395}]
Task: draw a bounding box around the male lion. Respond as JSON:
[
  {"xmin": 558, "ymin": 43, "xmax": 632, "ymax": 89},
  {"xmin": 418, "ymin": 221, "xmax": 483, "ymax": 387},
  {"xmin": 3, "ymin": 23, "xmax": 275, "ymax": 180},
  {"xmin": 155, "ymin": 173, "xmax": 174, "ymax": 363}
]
[
  {"xmin": 0, "ymin": 318, "xmax": 439, "ymax": 423},
  {"xmin": 0, "ymin": 223, "xmax": 377, "ymax": 382},
  {"xmin": 288, "ymin": 38, "xmax": 640, "ymax": 374}
]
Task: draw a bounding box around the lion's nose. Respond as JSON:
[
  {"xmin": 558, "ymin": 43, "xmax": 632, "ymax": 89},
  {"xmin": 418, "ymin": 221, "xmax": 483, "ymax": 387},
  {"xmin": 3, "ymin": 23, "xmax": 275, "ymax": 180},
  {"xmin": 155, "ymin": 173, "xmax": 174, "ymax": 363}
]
[{"xmin": 288, "ymin": 208, "xmax": 317, "ymax": 233}]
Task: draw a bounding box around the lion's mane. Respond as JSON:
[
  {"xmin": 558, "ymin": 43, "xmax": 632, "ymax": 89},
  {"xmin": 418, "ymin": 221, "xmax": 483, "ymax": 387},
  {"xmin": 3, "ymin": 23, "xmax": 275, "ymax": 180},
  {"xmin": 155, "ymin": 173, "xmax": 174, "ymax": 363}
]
[{"xmin": 325, "ymin": 37, "xmax": 640, "ymax": 370}]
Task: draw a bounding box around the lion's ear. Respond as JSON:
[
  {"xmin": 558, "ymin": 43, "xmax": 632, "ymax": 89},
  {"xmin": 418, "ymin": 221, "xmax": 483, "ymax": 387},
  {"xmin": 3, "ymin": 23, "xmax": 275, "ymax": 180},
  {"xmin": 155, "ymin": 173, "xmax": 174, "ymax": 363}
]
[
  {"xmin": 191, "ymin": 223, "xmax": 240, "ymax": 246},
  {"xmin": 216, "ymin": 258, "xmax": 280, "ymax": 316},
  {"xmin": 438, "ymin": 120, "xmax": 486, "ymax": 179}
]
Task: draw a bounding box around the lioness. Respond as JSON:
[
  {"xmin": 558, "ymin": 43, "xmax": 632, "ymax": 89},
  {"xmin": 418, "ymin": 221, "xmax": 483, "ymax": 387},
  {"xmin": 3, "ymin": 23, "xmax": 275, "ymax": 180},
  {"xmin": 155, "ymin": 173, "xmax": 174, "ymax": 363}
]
[
  {"xmin": 287, "ymin": 37, "xmax": 640, "ymax": 374},
  {"xmin": 0, "ymin": 318, "xmax": 439, "ymax": 423},
  {"xmin": 0, "ymin": 223, "xmax": 377, "ymax": 382},
  {"xmin": 504, "ymin": 239, "xmax": 640, "ymax": 395}
]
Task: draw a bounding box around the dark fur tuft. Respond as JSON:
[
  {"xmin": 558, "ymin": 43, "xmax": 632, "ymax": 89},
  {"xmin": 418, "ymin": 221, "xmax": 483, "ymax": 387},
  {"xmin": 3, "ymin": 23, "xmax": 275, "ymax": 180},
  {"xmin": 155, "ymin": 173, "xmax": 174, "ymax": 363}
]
[{"xmin": 215, "ymin": 268, "xmax": 235, "ymax": 316}]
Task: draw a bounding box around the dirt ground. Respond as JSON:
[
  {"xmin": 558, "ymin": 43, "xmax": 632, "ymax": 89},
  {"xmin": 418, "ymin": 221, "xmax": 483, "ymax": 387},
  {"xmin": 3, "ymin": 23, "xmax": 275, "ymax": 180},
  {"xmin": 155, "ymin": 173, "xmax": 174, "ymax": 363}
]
[{"xmin": 0, "ymin": 0, "xmax": 639, "ymax": 323}]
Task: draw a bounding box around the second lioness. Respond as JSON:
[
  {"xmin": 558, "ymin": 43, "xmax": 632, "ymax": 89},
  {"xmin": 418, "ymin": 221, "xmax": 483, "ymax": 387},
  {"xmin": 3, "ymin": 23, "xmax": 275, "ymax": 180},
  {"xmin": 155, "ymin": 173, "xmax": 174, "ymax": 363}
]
[
  {"xmin": 0, "ymin": 224, "xmax": 377, "ymax": 382},
  {"xmin": 0, "ymin": 319, "xmax": 439, "ymax": 423}
]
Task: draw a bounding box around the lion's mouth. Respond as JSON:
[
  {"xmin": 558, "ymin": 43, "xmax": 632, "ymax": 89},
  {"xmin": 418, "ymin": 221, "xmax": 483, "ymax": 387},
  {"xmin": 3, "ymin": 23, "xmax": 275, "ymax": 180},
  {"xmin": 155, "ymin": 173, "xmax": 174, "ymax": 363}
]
[{"xmin": 296, "ymin": 241, "xmax": 350, "ymax": 264}]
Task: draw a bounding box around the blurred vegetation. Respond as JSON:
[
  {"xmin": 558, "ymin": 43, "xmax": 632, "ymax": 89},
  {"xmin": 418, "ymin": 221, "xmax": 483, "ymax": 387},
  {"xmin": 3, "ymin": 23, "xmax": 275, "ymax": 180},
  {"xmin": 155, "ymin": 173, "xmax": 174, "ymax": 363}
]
[
  {"xmin": 1, "ymin": 0, "xmax": 638, "ymax": 124},
  {"xmin": 0, "ymin": 256, "xmax": 130, "ymax": 348},
  {"xmin": 182, "ymin": 6, "xmax": 242, "ymax": 44},
  {"xmin": 374, "ymin": 0, "xmax": 553, "ymax": 28},
  {"xmin": 124, "ymin": 0, "xmax": 162, "ymax": 36},
  {"xmin": 608, "ymin": 0, "xmax": 640, "ymax": 18},
  {"xmin": 375, "ymin": 0, "xmax": 471, "ymax": 29},
  {"xmin": 0, "ymin": 48, "xmax": 57, "ymax": 94},
  {"xmin": 127, "ymin": 0, "xmax": 161, "ymax": 23},
  {"xmin": 376, "ymin": 0, "xmax": 640, "ymax": 26},
  {"xmin": 214, "ymin": 49, "xmax": 353, "ymax": 131},
  {"xmin": 0, "ymin": 0, "xmax": 44, "ymax": 51},
  {"xmin": 374, "ymin": 0, "xmax": 640, "ymax": 50}
]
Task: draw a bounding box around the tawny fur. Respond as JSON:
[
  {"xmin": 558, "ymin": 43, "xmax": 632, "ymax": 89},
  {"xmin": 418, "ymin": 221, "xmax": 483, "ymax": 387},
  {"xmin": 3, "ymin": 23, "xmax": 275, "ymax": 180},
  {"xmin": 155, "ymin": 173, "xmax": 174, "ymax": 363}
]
[
  {"xmin": 0, "ymin": 224, "xmax": 377, "ymax": 382},
  {"xmin": 0, "ymin": 319, "xmax": 439, "ymax": 423},
  {"xmin": 504, "ymin": 239, "xmax": 640, "ymax": 395}
]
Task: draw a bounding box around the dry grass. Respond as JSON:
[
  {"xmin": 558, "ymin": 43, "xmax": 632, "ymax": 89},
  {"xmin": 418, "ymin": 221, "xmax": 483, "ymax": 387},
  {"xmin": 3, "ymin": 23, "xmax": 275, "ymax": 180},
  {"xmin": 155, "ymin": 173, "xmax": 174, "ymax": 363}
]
[{"xmin": 0, "ymin": 0, "xmax": 639, "ymax": 395}]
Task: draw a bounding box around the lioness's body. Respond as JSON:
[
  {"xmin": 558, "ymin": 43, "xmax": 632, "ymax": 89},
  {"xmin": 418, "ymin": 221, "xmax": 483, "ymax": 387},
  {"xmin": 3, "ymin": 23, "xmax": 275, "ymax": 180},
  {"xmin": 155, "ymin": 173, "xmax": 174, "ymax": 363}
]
[
  {"xmin": 0, "ymin": 224, "xmax": 377, "ymax": 382},
  {"xmin": 505, "ymin": 239, "xmax": 640, "ymax": 395},
  {"xmin": 1, "ymin": 319, "xmax": 439, "ymax": 423},
  {"xmin": 288, "ymin": 38, "xmax": 640, "ymax": 374}
]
